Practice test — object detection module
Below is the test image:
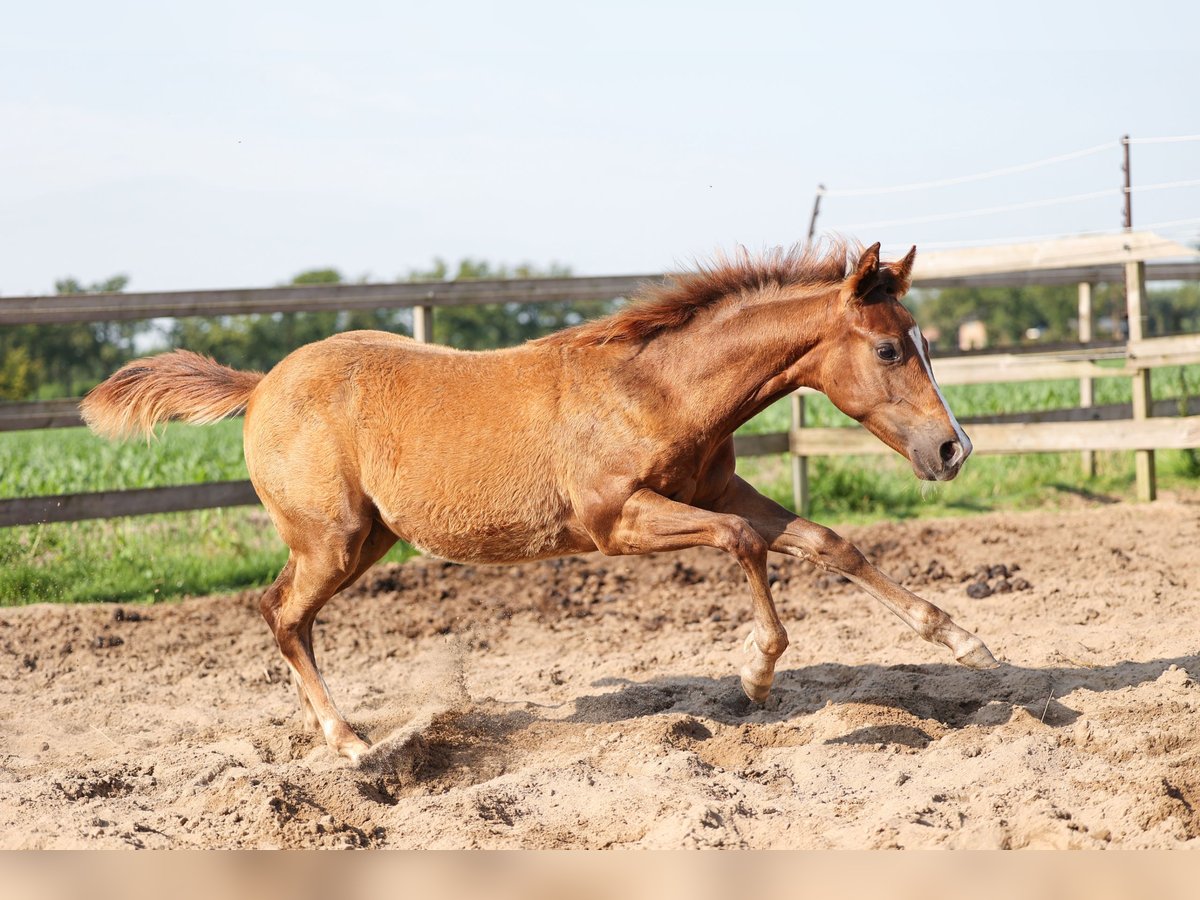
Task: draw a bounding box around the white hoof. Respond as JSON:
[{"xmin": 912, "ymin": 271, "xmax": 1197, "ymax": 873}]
[
  {"xmin": 740, "ymin": 668, "xmax": 772, "ymax": 703},
  {"xmin": 956, "ymin": 638, "xmax": 1000, "ymax": 669},
  {"xmin": 740, "ymin": 629, "xmax": 774, "ymax": 702}
]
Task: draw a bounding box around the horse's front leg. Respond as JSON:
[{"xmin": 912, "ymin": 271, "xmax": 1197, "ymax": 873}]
[
  {"xmin": 714, "ymin": 476, "xmax": 999, "ymax": 669},
  {"xmin": 587, "ymin": 488, "xmax": 789, "ymax": 702}
]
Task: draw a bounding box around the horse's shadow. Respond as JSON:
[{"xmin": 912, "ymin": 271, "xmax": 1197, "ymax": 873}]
[
  {"xmin": 360, "ymin": 656, "xmax": 1197, "ymax": 783},
  {"xmin": 564, "ymin": 655, "xmax": 1200, "ymax": 731}
]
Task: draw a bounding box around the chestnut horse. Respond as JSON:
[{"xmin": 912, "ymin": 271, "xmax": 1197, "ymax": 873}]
[{"xmin": 82, "ymin": 240, "xmax": 996, "ymax": 763}]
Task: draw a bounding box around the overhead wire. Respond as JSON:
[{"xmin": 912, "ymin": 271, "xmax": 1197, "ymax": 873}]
[
  {"xmin": 1127, "ymin": 178, "xmax": 1200, "ymax": 193},
  {"xmin": 1140, "ymin": 215, "xmax": 1200, "ymax": 231},
  {"xmin": 817, "ymin": 141, "xmax": 1113, "ymax": 198},
  {"xmin": 817, "ymin": 135, "xmax": 1199, "ymax": 247},
  {"xmin": 825, "ymin": 189, "xmax": 1116, "ymax": 231},
  {"xmin": 1126, "ymin": 135, "xmax": 1200, "ymax": 145},
  {"xmin": 912, "ymin": 228, "xmax": 1121, "ymax": 250}
]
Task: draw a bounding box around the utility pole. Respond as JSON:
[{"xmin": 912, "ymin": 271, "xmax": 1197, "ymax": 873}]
[{"xmin": 806, "ymin": 185, "xmax": 825, "ymax": 246}]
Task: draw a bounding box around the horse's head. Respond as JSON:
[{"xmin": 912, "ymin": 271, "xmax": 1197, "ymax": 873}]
[{"xmin": 815, "ymin": 242, "xmax": 971, "ymax": 482}]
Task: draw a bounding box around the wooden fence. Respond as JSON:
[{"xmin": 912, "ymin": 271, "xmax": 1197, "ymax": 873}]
[{"xmin": 2, "ymin": 245, "xmax": 1200, "ymax": 527}]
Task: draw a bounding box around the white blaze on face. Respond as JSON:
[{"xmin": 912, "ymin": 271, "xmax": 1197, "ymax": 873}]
[{"xmin": 908, "ymin": 326, "xmax": 971, "ymax": 455}]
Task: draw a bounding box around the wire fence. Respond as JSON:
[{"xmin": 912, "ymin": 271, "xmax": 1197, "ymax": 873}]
[{"xmin": 817, "ymin": 135, "xmax": 1200, "ymax": 249}]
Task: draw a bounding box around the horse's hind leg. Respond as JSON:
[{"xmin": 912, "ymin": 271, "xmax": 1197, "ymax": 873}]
[
  {"xmin": 258, "ymin": 561, "xmax": 320, "ymax": 735},
  {"xmin": 260, "ymin": 562, "xmax": 318, "ymax": 731},
  {"xmin": 263, "ymin": 520, "xmax": 397, "ymax": 746},
  {"xmin": 258, "ymin": 519, "xmax": 382, "ymax": 762}
]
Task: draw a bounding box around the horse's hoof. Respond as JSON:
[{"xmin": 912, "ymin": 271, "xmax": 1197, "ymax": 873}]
[
  {"xmin": 328, "ymin": 727, "xmax": 372, "ymax": 764},
  {"xmin": 955, "ymin": 639, "xmax": 1000, "ymax": 670},
  {"xmin": 740, "ymin": 631, "xmax": 775, "ymax": 703},
  {"xmin": 739, "ymin": 669, "xmax": 772, "ymax": 704}
]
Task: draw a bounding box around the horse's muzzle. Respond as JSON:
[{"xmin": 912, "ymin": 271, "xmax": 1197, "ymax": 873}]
[{"xmin": 910, "ymin": 431, "xmax": 973, "ymax": 481}]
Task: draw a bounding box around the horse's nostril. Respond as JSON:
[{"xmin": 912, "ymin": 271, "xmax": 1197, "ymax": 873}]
[{"xmin": 940, "ymin": 440, "xmax": 959, "ymax": 464}]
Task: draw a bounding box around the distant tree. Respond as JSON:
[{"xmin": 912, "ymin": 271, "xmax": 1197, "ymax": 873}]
[
  {"xmin": 291, "ymin": 268, "xmax": 341, "ymax": 285},
  {"xmin": 168, "ymin": 259, "xmax": 604, "ymax": 366},
  {"xmin": 410, "ymin": 258, "xmax": 612, "ymax": 349},
  {"xmin": 1148, "ymin": 282, "xmax": 1200, "ymax": 336},
  {"xmin": 0, "ymin": 345, "xmax": 34, "ymax": 401},
  {"xmin": 168, "ymin": 268, "xmax": 411, "ymax": 371},
  {"xmin": 0, "ymin": 274, "xmax": 140, "ymax": 399}
]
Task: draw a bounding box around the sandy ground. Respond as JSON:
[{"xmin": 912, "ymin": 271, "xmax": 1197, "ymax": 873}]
[{"xmin": 2, "ymin": 498, "xmax": 1200, "ymax": 849}]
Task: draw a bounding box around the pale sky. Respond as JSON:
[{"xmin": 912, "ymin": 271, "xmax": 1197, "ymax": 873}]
[{"xmin": 3, "ymin": 1, "xmax": 1198, "ymax": 294}]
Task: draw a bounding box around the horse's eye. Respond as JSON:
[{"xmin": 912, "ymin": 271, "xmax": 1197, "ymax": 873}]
[{"xmin": 876, "ymin": 344, "xmax": 899, "ymax": 362}]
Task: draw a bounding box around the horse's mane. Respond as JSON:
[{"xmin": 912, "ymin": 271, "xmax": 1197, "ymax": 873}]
[{"xmin": 537, "ymin": 239, "xmax": 856, "ymax": 349}]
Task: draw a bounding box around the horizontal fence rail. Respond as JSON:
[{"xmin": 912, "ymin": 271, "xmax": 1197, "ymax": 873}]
[
  {"xmin": 0, "ymin": 481, "xmax": 261, "ymax": 528},
  {"xmin": 961, "ymin": 395, "xmax": 1200, "ymax": 425},
  {"xmin": 0, "ymin": 275, "xmax": 660, "ymax": 326},
  {"xmin": 3, "ymin": 262, "xmax": 1199, "ymax": 327},
  {"xmin": 791, "ymin": 417, "xmax": 1200, "ymax": 457},
  {"xmin": 0, "ymin": 399, "xmax": 87, "ymax": 432},
  {"xmin": 908, "ymin": 261, "xmax": 1200, "ymax": 290}
]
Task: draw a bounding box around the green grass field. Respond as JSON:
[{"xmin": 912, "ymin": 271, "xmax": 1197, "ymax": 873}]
[{"xmin": 2, "ymin": 366, "xmax": 1198, "ymax": 605}]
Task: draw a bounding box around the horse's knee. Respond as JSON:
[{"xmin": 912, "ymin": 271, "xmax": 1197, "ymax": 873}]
[
  {"xmin": 718, "ymin": 517, "xmax": 767, "ymax": 565},
  {"xmin": 810, "ymin": 526, "xmax": 866, "ymax": 575}
]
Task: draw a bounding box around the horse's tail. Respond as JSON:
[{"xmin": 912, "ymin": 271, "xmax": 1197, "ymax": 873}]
[{"xmin": 81, "ymin": 350, "xmax": 264, "ymax": 440}]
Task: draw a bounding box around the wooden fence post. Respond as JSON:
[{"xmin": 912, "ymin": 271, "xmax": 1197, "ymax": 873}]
[
  {"xmin": 413, "ymin": 305, "xmax": 434, "ymax": 343},
  {"xmin": 1125, "ymin": 261, "xmax": 1156, "ymax": 501},
  {"xmin": 790, "ymin": 393, "xmax": 810, "ymax": 517},
  {"xmin": 1078, "ymin": 281, "xmax": 1096, "ymax": 477}
]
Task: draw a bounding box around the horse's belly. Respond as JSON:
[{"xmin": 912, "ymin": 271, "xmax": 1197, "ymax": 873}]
[
  {"xmin": 368, "ymin": 472, "xmax": 592, "ymax": 565},
  {"xmin": 356, "ymin": 389, "xmax": 593, "ymax": 562},
  {"xmin": 399, "ymin": 523, "xmax": 588, "ymax": 565},
  {"xmin": 382, "ymin": 510, "xmax": 593, "ymax": 564}
]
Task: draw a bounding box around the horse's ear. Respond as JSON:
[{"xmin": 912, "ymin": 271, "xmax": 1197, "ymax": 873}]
[
  {"xmin": 885, "ymin": 245, "xmax": 917, "ymax": 295},
  {"xmin": 844, "ymin": 242, "xmax": 881, "ymax": 302}
]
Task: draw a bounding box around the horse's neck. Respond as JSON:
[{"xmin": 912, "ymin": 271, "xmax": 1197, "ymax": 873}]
[{"xmin": 620, "ymin": 290, "xmax": 831, "ymax": 442}]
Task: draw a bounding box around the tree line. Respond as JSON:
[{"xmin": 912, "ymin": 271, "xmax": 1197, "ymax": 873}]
[
  {"xmin": 2, "ymin": 262, "xmax": 1199, "ymax": 401},
  {"xmin": 0, "ymin": 259, "xmax": 610, "ymax": 401}
]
